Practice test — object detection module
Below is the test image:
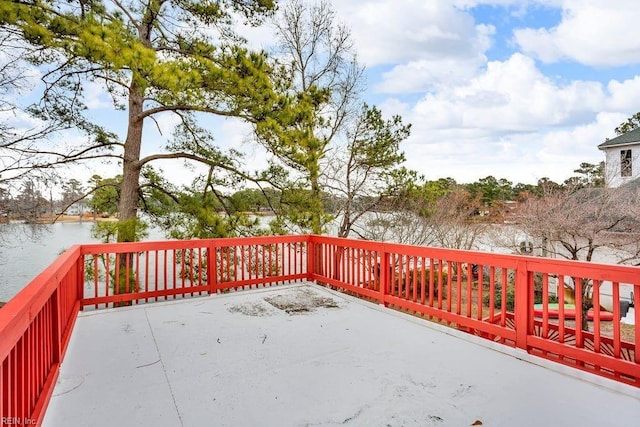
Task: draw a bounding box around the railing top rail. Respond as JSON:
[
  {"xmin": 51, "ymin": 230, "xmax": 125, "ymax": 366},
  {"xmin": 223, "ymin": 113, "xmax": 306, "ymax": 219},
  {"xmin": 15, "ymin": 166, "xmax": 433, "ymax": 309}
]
[
  {"xmin": 80, "ymin": 234, "xmax": 311, "ymax": 255},
  {"xmin": 524, "ymin": 257, "xmax": 640, "ymax": 283},
  {"xmin": 309, "ymin": 234, "xmax": 523, "ymax": 266}
]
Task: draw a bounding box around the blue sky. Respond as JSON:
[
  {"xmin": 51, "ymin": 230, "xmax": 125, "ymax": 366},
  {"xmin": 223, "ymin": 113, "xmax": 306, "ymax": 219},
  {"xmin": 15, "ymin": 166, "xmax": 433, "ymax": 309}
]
[{"xmin": 5, "ymin": 0, "xmax": 640, "ymax": 188}]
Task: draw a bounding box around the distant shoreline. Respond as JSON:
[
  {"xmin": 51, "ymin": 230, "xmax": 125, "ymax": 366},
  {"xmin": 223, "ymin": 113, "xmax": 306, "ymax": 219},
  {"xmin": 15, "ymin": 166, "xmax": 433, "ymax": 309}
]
[
  {"xmin": 37, "ymin": 214, "xmax": 119, "ymax": 224},
  {"xmin": 20, "ymin": 215, "xmax": 119, "ymax": 224},
  {"xmin": 1, "ymin": 212, "xmax": 276, "ymax": 225}
]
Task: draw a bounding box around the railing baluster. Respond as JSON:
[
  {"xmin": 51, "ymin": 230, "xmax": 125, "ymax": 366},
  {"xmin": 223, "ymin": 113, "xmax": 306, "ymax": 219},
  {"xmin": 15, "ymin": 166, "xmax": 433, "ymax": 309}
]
[
  {"xmin": 489, "ymin": 266, "xmax": 496, "ymax": 322},
  {"xmin": 515, "ymin": 261, "xmax": 529, "ymax": 350},
  {"xmin": 105, "ymin": 253, "xmax": 111, "ymax": 305},
  {"xmin": 592, "ymin": 279, "xmax": 601, "ymax": 354},
  {"xmin": 447, "ymin": 262, "xmax": 453, "ymax": 316},
  {"xmin": 575, "ymin": 276, "xmax": 584, "ymax": 351},
  {"xmin": 558, "ymin": 274, "xmax": 565, "ymax": 345},
  {"xmin": 420, "ymin": 258, "xmax": 426, "ymax": 306},
  {"xmin": 613, "ymin": 283, "xmax": 621, "ymax": 359},
  {"xmin": 144, "ymin": 251, "xmax": 150, "ymax": 302},
  {"xmin": 93, "ymin": 255, "xmax": 99, "ymax": 309},
  {"xmin": 379, "ymin": 250, "xmax": 389, "ymax": 306},
  {"xmin": 466, "ymin": 263, "xmax": 473, "ymax": 318},
  {"xmin": 542, "ymin": 273, "xmax": 549, "ymax": 339},
  {"xmin": 1, "ymin": 348, "xmax": 4, "ymax": 422},
  {"xmin": 500, "ymin": 268, "xmax": 507, "ymax": 328},
  {"xmin": 477, "ymin": 264, "xmax": 483, "ymax": 321},
  {"xmin": 162, "ymin": 250, "xmax": 168, "ymax": 300}
]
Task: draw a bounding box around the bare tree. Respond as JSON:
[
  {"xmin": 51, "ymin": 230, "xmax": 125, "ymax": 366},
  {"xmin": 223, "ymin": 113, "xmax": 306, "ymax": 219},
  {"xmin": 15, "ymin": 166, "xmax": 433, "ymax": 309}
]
[
  {"xmin": 259, "ymin": 0, "xmax": 364, "ymax": 234},
  {"xmin": 512, "ymin": 183, "xmax": 640, "ymax": 329},
  {"xmin": 426, "ymin": 189, "xmax": 489, "ymax": 250},
  {"xmin": 361, "ymin": 187, "xmax": 489, "ymax": 250},
  {"xmin": 322, "ymin": 104, "xmax": 410, "ymax": 238},
  {"xmin": 362, "ymin": 210, "xmax": 437, "ymax": 247},
  {"xmin": 0, "ymin": 31, "xmax": 69, "ymax": 187},
  {"xmin": 517, "ymin": 185, "xmax": 640, "ymax": 264}
]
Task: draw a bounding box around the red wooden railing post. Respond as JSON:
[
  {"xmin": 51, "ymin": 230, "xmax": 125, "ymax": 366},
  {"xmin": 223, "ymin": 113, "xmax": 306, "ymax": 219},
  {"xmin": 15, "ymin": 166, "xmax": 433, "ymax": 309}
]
[
  {"xmin": 51, "ymin": 289, "xmax": 62, "ymax": 364},
  {"xmin": 77, "ymin": 254, "xmax": 85, "ymax": 309},
  {"xmin": 379, "ymin": 249, "xmax": 389, "ymax": 307},
  {"xmin": 208, "ymin": 240, "xmax": 218, "ymax": 294},
  {"xmin": 306, "ymin": 236, "xmax": 315, "ymax": 281},
  {"xmin": 514, "ymin": 261, "xmax": 531, "ymax": 350}
]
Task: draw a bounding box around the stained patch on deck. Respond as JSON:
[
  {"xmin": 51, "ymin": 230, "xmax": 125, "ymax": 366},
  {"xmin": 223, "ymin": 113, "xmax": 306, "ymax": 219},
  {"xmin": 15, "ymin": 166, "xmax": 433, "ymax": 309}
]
[
  {"xmin": 227, "ymin": 288, "xmax": 341, "ymax": 317},
  {"xmin": 228, "ymin": 300, "xmax": 276, "ymax": 317},
  {"xmin": 263, "ymin": 287, "xmax": 341, "ymax": 315}
]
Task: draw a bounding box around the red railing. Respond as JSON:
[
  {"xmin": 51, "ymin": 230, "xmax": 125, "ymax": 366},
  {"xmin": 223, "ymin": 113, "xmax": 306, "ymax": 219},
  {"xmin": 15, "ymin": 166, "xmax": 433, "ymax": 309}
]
[
  {"xmin": 1, "ymin": 234, "xmax": 639, "ymax": 424},
  {"xmin": 308, "ymin": 236, "xmax": 640, "ymax": 386},
  {"xmin": 0, "ymin": 246, "xmax": 83, "ymax": 426},
  {"xmin": 79, "ymin": 235, "xmax": 309, "ymax": 308}
]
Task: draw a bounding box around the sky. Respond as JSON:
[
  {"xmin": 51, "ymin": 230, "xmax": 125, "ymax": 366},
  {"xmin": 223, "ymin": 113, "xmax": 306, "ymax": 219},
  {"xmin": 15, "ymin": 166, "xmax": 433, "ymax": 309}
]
[
  {"xmin": 4, "ymin": 0, "xmax": 640, "ymax": 188},
  {"xmin": 319, "ymin": 0, "xmax": 640, "ymax": 185}
]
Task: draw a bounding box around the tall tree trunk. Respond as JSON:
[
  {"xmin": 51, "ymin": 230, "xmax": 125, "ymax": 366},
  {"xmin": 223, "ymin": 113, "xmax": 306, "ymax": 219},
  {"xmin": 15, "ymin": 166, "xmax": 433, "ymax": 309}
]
[
  {"xmin": 117, "ymin": 80, "xmax": 144, "ymax": 242},
  {"xmin": 338, "ymin": 210, "xmax": 350, "ymax": 238},
  {"xmin": 113, "ymin": 79, "xmax": 144, "ymax": 303},
  {"xmin": 116, "ymin": 8, "xmax": 154, "ymax": 243},
  {"xmin": 581, "ymin": 303, "xmax": 590, "ymax": 331}
]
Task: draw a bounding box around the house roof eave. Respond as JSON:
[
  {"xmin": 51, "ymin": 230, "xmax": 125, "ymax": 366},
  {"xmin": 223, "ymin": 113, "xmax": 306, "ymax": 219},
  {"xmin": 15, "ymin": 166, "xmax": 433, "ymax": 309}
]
[
  {"xmin": 598, "ymin": 141, "xmax": 640, "ymax": 151},
  {"xmin": 598, "ymin": 127, "xmax": 640, "ymax": 149}
]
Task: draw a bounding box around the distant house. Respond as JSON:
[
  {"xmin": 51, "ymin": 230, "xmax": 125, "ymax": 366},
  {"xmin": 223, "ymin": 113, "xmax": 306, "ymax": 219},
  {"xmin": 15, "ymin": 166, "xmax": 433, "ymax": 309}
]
[
  {"xmin": 598, "ymin": 127, "xmax": 640, "ymax": 188},
  {"xmin": 64, "ymin": 202, "xmax": 85, "ymax": 216}
]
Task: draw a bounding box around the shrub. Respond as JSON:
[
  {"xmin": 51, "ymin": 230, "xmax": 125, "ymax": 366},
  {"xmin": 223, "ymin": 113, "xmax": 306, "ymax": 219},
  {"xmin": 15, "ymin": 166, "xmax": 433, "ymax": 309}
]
[
  {"xmin": 483, "ymin": 286, "xmax": 515, "ymax": 311},
  {"xmin": 483, "ymin": 284, "xmax": 558, "ymax": 311}
]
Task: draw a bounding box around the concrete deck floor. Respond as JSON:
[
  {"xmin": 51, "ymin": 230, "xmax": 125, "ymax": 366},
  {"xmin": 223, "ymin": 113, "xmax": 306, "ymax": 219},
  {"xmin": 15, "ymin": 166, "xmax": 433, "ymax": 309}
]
[{"xmin": 43, "ymin": 283, "xmax": 640, "ymax": 427}]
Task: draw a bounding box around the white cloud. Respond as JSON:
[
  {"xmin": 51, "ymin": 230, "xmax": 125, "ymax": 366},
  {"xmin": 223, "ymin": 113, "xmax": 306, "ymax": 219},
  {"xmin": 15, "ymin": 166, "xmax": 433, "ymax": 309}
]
[
  {"xmin": 514, "ymin": 0, "xmax": 640, "ymax": 66},
  {"xmin": 452, "ymin": 0, "xmax": 562, "ymax": 8},
  {"xmin": 141, "ymin": 117, "xmax": 271, "ymax": 187},
  {"xmin": 399, "ymin": 116, "xmax": 616, "ymax": 184},
  {"xmin": 237, "ymin": 1, "xmax": 494, "ymax": 94},
  {"xmin": 605, "ymin": 76, "xmax": 640, "ymax": 111},
  {"xmin": 115, "ymin": 1, "xmax": 640, "ymax": 186},
  {"xmin": 329, "ymin": 1, "xmax": 497, "ymax": 94},
  {"xmin": 410, "ymin": 53, "xmax": 604, "ymax": 132},
  {"xmin": 396, "ymin": 53, "xmax": 637, "ymax": 183},
  {"xmin": 0, "ymin": 105, "xmax": 46, "ymax": 131},
  {"xmin": 239, "ymin": 1, "xmax": 495, "ymax": 94},
  {"xmin": 334, "ymin": 1, "xmax": 492, "ymax": 66},
  {"xmin": 374, "ymin": 49, "xmax": 488, "ymax": 94},
  {"xmin": 376, "ymin": 97, "xmax": 412, "ymax": 119},
  {"xmin": 153, "ymin": 112, "xmax": 182, "ymax": 141}
]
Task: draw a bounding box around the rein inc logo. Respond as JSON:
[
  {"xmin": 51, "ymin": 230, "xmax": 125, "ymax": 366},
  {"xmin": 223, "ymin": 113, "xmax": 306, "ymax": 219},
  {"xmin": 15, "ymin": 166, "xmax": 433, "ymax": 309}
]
[{"xmin": 1, "ymin": 418, "xmax": 37, "ymax": 425}]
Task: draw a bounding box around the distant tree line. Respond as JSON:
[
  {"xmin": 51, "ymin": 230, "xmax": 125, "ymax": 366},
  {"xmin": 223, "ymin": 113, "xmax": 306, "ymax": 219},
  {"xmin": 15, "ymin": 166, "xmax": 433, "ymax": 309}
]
[{"xmin": 0, "ymin": 160, "xmax": 604, "ymax": 226}]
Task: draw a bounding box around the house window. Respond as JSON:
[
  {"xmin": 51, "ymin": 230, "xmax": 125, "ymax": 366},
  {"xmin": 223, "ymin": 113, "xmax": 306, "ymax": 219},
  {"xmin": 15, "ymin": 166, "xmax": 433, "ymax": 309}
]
[{"xmin": 621, "ymin": 149, "xmax": 632, "ymax": 177}]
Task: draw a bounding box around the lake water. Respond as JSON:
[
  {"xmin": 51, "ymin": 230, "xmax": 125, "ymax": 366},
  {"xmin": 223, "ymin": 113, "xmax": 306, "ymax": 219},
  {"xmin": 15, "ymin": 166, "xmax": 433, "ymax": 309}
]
[{"xmin": 0, "ymin": 222, "xmax": 165, "ymax": 302}]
